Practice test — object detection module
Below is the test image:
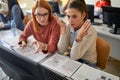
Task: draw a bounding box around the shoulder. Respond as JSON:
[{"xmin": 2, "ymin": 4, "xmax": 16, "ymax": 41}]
[
  {"xmin": 89, "ymin": 25, "xmax": 96, "ymax": 31},
  {"xmin": 50, "ymin": 17, "xmax": 60, "ymax": 28},
  {"xmin": 95, "ymin": 1, "xmax": 100, "ymax": 4},
  {"xmin": 50, "ymin": 17, "xmax": 58, "ymax": 24},
  {"xmin": 12, "ymin": 5, "xmax": 20, "ymax": 10},
  {"xmin": 13, "ymin": 4, "xmax": 19, "ymax": 8},
  {"xmin": 102, "ymin": 1, "xmax": 110, "ymax": 6},
  {"xmin": 24, "ymin": 19, "xmax": 34, "ymax": 30},
  {"xmin": 89, "ymin": 25, "xmax": 97, "ymax": 35},
  {"xmin": 26, "ymin": 19, "xmax": 33, "ymax": 26}
]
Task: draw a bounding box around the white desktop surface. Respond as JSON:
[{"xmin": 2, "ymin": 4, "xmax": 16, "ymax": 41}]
[
  {"xmin": 93, "ymin": 24, "xmax": 120, "ymax": 40},
  {"xmin": 0, "ymin": 29, "xmax": 22, "ymax": 40}
]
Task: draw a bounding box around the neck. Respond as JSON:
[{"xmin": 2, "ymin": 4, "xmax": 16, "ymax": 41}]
[
  {"xmin": 74, "ymin": 27, "xmax": 80, "ymax": 31},
  {"xmin": 74, "ymin": 21, "xmax": 85, "ymax": 31},
  {"xmin": 74, "ymin": 24, "xmax": 83, "ymax": 31}
]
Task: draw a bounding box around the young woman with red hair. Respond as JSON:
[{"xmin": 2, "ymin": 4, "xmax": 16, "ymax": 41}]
[{"xmin": 19, "ymin": 0, "xmax": 60, "ymax": 54}]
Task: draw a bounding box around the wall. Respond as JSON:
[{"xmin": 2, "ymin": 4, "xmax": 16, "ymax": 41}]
[
  {"xmin": 18, "ymin": 0, "xmax": 120, "ymax": 9},
  {"xmin": 18, "ymin": 0, "xmax": 34, "ymax": 10},
  {"xmin": 85, "ymin": 0, "xmax": 120, "ymax": 7}
]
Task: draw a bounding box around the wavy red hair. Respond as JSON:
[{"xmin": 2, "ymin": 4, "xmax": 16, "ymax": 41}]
[{"xmin": 32, "ymin": 0, "xmax": 54, "ymax": 32}]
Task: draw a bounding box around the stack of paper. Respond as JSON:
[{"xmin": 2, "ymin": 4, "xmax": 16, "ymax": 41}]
[
  {"xmin": 71, "ymin": 64, "xmax": 120, "ymax": 80},
  {"xmin": 41, "ymin": 53, "xmax": 82, "ymax": 77}
]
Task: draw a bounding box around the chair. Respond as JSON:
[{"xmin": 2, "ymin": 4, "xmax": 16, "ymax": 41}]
[{"xmin": 96, "ymin": 37, "xmax": 110, "ymax": 69}]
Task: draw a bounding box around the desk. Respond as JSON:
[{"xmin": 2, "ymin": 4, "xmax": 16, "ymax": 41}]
[
  {"xmin": 0, "ymin": 29, "xmax": 119, "ymax": 80},
  {"xmin": 0, "ymin": 29, "xmax": 22, "ymax": 40},
  {"xmin": 93, "ymin": 19, "xmax": 120, "ymax": 60},
  {"xmin": 0, "ymin": 29, "xmax": 67, "ymax": 80}
]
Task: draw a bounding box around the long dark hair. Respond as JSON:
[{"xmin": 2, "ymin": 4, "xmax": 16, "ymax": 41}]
[
  {"xmin": 67, "ymin": 0, "xmax": 88, "ymax": 21},
  {"xmin": 7, "ymin": 0, "xmax": 24, "ymax": 20}
]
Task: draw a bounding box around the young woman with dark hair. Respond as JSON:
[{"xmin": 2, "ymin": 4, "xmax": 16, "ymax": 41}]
[
  {"xmin": 56, "ymin": 0, "xmax": 97, "ymax": 67},
  {"xmin": 0, "ymin": 0, "xmax": 24, "ymax": 30}
]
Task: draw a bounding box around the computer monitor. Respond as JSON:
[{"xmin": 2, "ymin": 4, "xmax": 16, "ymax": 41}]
[
  {"xmin": 48, "ymin": 1, "xmax": 65, "ymax": 17},
  {"xmin": 0, "ymin": 45, "xmax": 67, "ymax": 80},
  {"xmin": 103, "ymin": 6, "xmax": 120, "ymax": 34},
  {"xmin": 86, "ymin": 4, "xmax": 94, "ymax": 23},
  {"xmin": 0, "ymin": 45, "xmax": 43, "ymax": 80},
  {"xmin": 48, "ymin": 1, "xmax": 60, "ymax": 14}
]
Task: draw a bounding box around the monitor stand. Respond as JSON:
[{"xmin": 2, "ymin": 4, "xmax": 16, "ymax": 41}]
[{"xmin": 109, "ymin": 27, "xmax": 120, "ymax": 34}]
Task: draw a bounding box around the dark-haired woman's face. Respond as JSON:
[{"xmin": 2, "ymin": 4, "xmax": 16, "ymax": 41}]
[
  {"xmin": 3, "ymin": 0, "xmax": 8, "ymax": 3},
  {"xmin": 34, "ymin": 7, "xmax": 49, "ymax": 26},
  {"xmin": 66, "ymin": 8, "xmax": 85, "ymax": 29}
]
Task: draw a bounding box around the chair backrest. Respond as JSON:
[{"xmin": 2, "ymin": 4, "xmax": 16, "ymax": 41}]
[{"xmin": 96, "ymin": 37, "xmax": 110, "ymax": 69}]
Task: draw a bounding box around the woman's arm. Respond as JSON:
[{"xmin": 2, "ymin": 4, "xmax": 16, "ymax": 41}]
[
  {"xmin": 70, "ymin": 26, "xmax": 97, "ymax": 60},
  {"xmin": 54, "ymin": 15, "xmax": 70, "ymax": 54},
  {"xmin": 19, "ymin": 20, "xmax": 33, "ymax": 45},
  {"xmin": 47, "ymin": 23, "xmax": 61, "ymax": 53},
  {"xmin": 57, "ymin": 25, "xmax": 70, "ymax": 54}
]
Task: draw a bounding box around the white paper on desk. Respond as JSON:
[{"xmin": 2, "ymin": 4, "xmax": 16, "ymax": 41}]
[
  {"xmin": 71, "ymin": 64, "xmax": 119, "ymax": 80},
  {"xmin": 41, "ymin": 53, "xmax": 81, "ymax": 77},
  {"xmin": 3, "ymin": 35, "xmax": 35, "ymax": 47},
  {"xmin": 13, "ymin": 45, "xmax": 35, "ymax": 55},
  {"xmin": 3, "ymin": 35, "xmax": 19, "ymax": 47},
  {"xmin": 13, "ymin": 45, "xmax": 49, "ymax": 63},
  {"xmin": 25, "ymin": 51, "xmax": 49, "ymax": 63}
]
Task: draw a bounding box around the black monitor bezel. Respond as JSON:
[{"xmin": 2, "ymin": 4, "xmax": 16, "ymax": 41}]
[{"xmin": 102, "ymin": 6, "xmax": 120, "ymax": 34}]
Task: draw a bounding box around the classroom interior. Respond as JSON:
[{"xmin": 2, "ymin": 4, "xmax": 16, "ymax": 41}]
[{"xmin": 0, "ymin": 0, "xmax": 120, "ymax": 80}]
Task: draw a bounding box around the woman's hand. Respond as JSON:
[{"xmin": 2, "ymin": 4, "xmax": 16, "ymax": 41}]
[
  {"xmin": 31, "ymin": 41, "xmax": 47, "ymax": 53},
  {"xmin": 54, "ymin": 14, "xmax": 66, "ymax": 35},
  {"xmin": 19, "ymin": 41, "xmax": 27, "ymax": 48},
  {"xmin": 76, "ymin": 19, "xmax": 91, "ymax": 42}
]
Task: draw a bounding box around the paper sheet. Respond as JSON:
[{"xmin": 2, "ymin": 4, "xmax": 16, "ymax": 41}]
[
  {"xmin": 71, "ymin": 64, "xmax": 120, "ymax": 80},
  {"xmin": 41, "ymin": 53, "xmax": 81, "ymax": 77}
]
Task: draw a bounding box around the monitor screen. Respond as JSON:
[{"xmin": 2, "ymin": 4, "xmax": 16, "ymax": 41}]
[
  {"xmin": 102, "ymin": 6, "xmax": 120, "ymax": 34},
  {"xmin": 0, "ymin": 45, "xmax": 42, "ymax": 80},
  {"xmin": 0, "ymin": 45, "xmax": 67, "ymax": 80},
  {"xmin": 87, "ymin": 4, "xmax": 94, "ymax": 23},
  {"xmin": 48, "ymin": 1, "xmax": 60, "ymax": 14}
]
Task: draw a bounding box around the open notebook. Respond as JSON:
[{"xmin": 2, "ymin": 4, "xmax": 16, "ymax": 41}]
[{"xmin": 41, "ymin": 53, "xmax": 82, "ymax": 78}]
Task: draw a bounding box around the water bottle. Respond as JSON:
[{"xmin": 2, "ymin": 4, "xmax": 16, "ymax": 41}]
[{"xmin": 11, "ymin": 20, "xmax": 18, "ymax": 36}]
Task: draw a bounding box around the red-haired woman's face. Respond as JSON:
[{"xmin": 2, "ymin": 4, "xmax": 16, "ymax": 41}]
[{"xmin": 34, "ymin": 7, "xmax": 49, "ymax": 26}]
